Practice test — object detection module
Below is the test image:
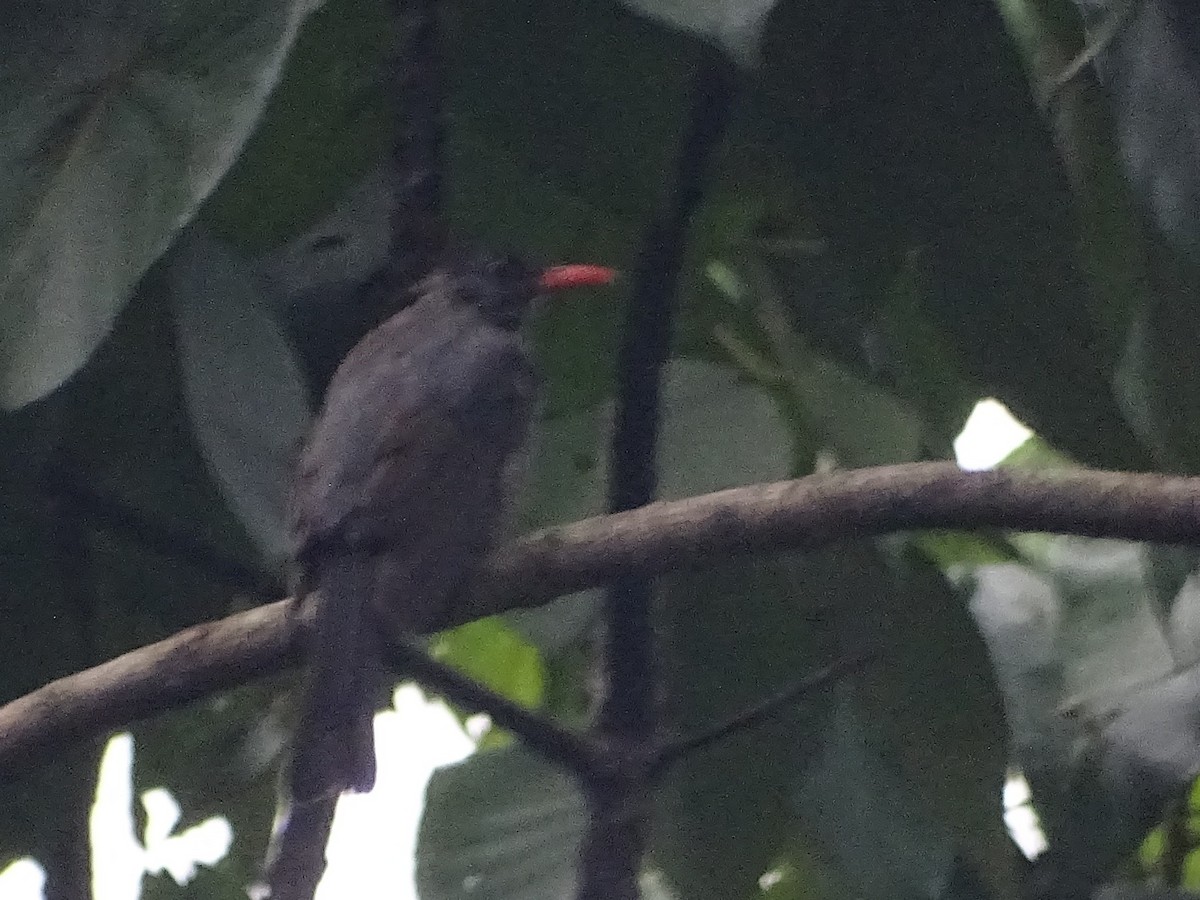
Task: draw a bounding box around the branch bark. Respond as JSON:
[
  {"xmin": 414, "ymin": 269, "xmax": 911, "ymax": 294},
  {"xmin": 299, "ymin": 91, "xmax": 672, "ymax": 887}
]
[
  {"xmin": 4, "ymin": 461, "xmax": 1200, "ymax": 771},
  {"xmin": 0, "ymin": 600, "xmax": 303, "ymax": 773}
]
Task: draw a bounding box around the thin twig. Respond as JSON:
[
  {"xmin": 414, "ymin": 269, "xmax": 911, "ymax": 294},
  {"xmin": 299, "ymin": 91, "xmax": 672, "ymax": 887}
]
[
  {"xmin": 45, "ymin": 464, "xmax": 270, "ymax": 595},
  {"xmin": 377, "ymin": 636, "xmax": 601, "ymax": 776},
  {"xmin": 5, "ymin": 463, "xmax": 1200, "ymax": 770},
  {"xmin": 651, "ymin": 654, "xmax": 873, "ymax": 775}
]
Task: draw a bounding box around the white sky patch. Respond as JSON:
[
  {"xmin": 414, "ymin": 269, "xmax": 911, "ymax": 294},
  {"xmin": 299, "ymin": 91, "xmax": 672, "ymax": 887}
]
[
  {"xmin": 89, "ymin": 733, "xmax": 234, "ymax": 899},
  {"xmin": 91, "ymin": 734, "xmax": 143, "ymax": 900},
  {"xmin": 0, "ymin": 858, "xmax": 45, "ymax": 900},
  {"xmin": 954, "ymin": 399, "xmax": 1032, "ymax": 471},
  {"xmin": 758, "ymin": 867, "xmax": 785, "ymax": 890},
  {"xmin": 142, "ymin": 788, "xmax": 233, "ymax": 884},
  {"xmin": 316, "ymin": 685, "xmax": 475, "ymax": 900},
  {"xmin": 465, "ymin": 713, "xmax": 493, "ymax": 742},
  {"xmin": 77, "ymin": 686, "xmax": 473, "ymax": 900},
  {"xmin": 1003, "ymin": 770, "xmax": 1048, "ymax": 859}
]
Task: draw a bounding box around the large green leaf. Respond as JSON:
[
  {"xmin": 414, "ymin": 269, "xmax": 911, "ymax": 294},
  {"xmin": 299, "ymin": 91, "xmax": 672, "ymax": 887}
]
[
  {"xmin": 1061, "ymin": 0, "xmax": 1200, "ymax": 254},
  {"xmin": 620, "ymin": 0, "xmax": 780, "ymax": 66},
  {"xmin": 793, "ymin": 695, "xmax": 990, "ymax": 900},
  {"xmin": 710, "ymin": 259, "xmax": 925, "ymax": 468},
  {"xmin": 653, "ymin": 551, "xmax": 853, "ymax": 900},
  {"xmin": 170, "ymin": 231, "xmax": 312, "ymax": 561},
  {"xmin": 1114, "ymin": 276, "xmax": 1200, "ymax": 474},
  {"xmin": 0, "ymin": 0, "xmax": 317, "ymax": 410},
  {"xmin": 968, "ymin": 534, "xmax": 1200, "ymax": 888},
  {"xmin": 754, "ymin": 0, "xmax": 1149, "ymax": 469},
  {"xmin": 996, "ymin": 0, "xmax": 1200, "ymax": 478},
  {"xmin": 202, "ymin": 0, "xmax": 392, "ymax": 249},
  {"xmin": 851, "ymin": 552, "xmax": 1012, "ymax": 898},
  {"xmin": 418, "ymin": 747, "xmax": 586, "ymax": 900}
]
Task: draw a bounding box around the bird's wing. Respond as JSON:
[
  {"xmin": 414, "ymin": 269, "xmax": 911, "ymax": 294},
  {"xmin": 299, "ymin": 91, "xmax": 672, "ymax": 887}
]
[{"xmin": 290, "ymin": 311, "xmax": 536, "ymax": 633}]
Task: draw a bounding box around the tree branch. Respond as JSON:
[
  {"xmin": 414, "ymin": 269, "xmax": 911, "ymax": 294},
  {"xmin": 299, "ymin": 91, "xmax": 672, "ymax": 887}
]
[
  {"xmin": 5, "ymin": 461, "xmax": 1200, "ymax": 770},
  {"xmin": 468, "ymin": 461, "xmax": 1200, "ymax": 618},
  {"xmin": 0, "ymin": 600, "xmax": 303, "ymax": 774}
]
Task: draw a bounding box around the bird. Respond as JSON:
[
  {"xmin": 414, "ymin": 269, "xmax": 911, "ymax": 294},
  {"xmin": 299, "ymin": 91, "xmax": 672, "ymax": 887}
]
[{"xmin": 285, "ymin": 248, "xmax": 616, "ymax": 803}]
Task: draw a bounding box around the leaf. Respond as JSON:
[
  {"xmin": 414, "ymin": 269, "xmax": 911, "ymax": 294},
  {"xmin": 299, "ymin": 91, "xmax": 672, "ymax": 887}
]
[
  {"xmin": 756, "ymin": 0, "xmax": 1149, "ymax": 469},
  {"xmin": 967, "ymin": 534, "xmax": 1199, "ymax": 886},
  {"xmin": 1014, "ymin": 536, "xmax": 1177, "ymax": 708},
  {"xmin": 659, "ymin": 358, "xmax": 792, "ymax": 496},
  {"xmin": 713, "ymin": 258, "xmax": 926, "ymax": 469},
  {"xmin": 418, "ymin": 746, "xmax": 587, "ymax": 900},
  {"xmin": 1114, "ymin": 284, "xmax": 1200, "ymax": 474},
  {"xmin": 996, "ymin": 0, "xmax": 1200, "ymax": 483},
  {"xmin": 508, "ymin": 359, "xmax": 792, "ymax": 653},
  {"xmin": 433, "ymin": 619, "xmax": 546, "ymax": 713},
  {"xmin": 201, "ymin": 0, "xmax": 392, "ymax": 249},
  {"xmin": 1100, "ymin": 667, "xmax": 1200, "ymax": 853},
  {"xmin": 654, "ymin": 552, "xmax": 849, "ymax": 900},
  {"xmin": 1067, "ymin": 0, "xmax": 1200, "ymax": 253},
  {"xmin": 852, "ymin": 553, "xmax": 1013, "ymax": 898},
  {"xmin": 0, "ymin": 0, "xmax": 318, "ymax": 410},
  {"xmin": 620, "ymin": 0, "xmax": 780, "ymax": 67},
  {"xmin": 450, "ymin": 0, "xmax": 690, "ymax": 231},
  {"xmin": 1167, "ymin": 570, "xmax": 1200, "ymax": 668},
  {"xmin": 792, "ymin": 694, "xmax": 985, "ymax": 900},
  {"xmin": 968, "ymin": 562, "xmax": 1074, "ymax": 792},
  {"xmin": 170, "ymin": 231, "xmax": 312, "ymax": 560},
  {"xmin": 519, "ymin": 358, "xmax": 790, "ymax": 525}
]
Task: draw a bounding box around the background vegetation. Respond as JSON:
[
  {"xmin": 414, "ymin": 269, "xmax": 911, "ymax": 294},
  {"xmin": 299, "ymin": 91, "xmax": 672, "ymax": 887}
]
[{"xmin": 5, "ymin": 0, "xmax": 1200, "ymax": 898}]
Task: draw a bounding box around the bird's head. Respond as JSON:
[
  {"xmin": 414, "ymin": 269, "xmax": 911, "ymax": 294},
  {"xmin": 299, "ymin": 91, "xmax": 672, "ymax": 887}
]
[{"xmin": 452, "ymin": 249, "xmax": 617, "ymax": 328}]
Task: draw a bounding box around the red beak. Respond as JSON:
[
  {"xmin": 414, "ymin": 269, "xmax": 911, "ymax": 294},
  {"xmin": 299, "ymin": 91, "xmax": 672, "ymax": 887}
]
[{"xmin": 537, "ymin": 264, "xmax": 618, "ymax": 293}]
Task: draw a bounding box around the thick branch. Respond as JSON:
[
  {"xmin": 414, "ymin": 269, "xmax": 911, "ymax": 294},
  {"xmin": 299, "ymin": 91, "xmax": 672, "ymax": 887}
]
[
  {"xmin": 0, "ymin": 600, "xmax": 302, "ymax": 773},
  {"xmin": 467, "ymin": 461, "xmax": 1200, "ymax": 617},
  {"xmin": 5, "ymin": 462, "xmax": 1200, "ymax": 769}
]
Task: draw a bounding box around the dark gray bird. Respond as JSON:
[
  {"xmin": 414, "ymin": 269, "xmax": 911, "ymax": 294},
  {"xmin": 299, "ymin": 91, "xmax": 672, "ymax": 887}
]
[{"xmin": 286, "ymin": 249, "xmax": 616, "ymax": 802}]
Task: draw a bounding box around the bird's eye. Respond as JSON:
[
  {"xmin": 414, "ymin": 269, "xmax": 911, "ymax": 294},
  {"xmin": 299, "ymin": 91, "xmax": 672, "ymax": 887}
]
[{"xmin": 487, "ymin": 256, "xmax": 525, "ymax": 281}]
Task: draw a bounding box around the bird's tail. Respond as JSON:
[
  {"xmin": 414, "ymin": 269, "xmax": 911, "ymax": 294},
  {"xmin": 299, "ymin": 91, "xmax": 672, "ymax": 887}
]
[{"xmin": 289, "ymin": 552, "xmax": 378, "ymax": 802}]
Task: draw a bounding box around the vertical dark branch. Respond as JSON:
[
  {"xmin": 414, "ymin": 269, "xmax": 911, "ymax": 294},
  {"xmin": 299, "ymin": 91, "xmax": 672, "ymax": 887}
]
[
  {"xmin": 40, "ymin": 450, "xmax": 102, "ymax": 900},
  {"xmin": 598, "ymin": 46, "xmax": 736, "ymax": 741},
  {"xmin": 577, "ymin": 48, "xmax": 736, "ymax": 900},
  {"xmin": 382, "ymin": 0, "xmax": 448, "ymax": 293},
  {"xmin": 39, "ymin": 742, "xmax": 100, "ymax": 900}
]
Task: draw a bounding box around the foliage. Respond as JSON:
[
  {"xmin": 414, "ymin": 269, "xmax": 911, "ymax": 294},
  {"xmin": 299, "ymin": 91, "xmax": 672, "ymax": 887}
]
[{"xmin": 5, "ymin": 0, "xmax": 1200, "ymax": 898}]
